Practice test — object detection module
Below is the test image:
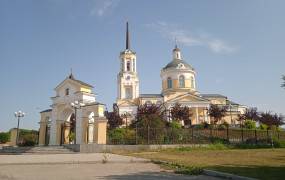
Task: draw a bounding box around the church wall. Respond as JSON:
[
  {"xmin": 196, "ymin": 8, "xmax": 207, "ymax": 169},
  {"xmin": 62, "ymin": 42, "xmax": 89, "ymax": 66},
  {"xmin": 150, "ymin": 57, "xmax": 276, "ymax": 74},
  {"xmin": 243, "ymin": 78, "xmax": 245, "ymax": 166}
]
[
  {"xmin": 80, "ymin": 87, "xmax": 92, "ymax": 93},
  {"xmin": 38, "ymin": 123, "xmax": 47, "ymax": 145}
]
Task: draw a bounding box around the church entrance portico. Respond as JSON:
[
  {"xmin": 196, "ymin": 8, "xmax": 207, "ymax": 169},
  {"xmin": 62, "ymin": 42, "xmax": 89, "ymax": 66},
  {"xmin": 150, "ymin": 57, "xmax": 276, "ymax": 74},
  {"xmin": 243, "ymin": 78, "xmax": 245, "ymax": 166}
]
[{"xmin": 39, "ymin": 73, "xmax": 108, "ymax": 146}]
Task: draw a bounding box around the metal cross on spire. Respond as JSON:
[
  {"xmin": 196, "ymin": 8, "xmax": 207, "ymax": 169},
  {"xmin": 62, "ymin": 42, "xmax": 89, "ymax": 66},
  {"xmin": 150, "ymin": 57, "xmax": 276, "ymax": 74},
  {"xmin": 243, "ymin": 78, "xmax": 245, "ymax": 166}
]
[{"xmin": 126, "ymin": 22, "xmax": 130, "ymax": 50}]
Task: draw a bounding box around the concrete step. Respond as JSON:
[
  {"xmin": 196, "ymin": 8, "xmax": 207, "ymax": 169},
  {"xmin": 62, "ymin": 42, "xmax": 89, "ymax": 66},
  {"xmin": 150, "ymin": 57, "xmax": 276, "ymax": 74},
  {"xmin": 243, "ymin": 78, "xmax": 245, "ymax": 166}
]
[{"xmin": 0, "ymin": 146, "xmax": 75, "ymax": 154}]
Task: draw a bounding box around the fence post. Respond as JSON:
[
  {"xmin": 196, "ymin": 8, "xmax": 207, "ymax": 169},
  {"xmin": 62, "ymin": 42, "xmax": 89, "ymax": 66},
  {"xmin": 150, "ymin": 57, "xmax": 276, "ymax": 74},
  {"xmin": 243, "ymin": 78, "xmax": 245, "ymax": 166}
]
[
  {"xmin": 135, "ymin": 125, "xmax": 138, "ymax": 145},
  {"xmin": 241, "ymin": 127, "xmax": 244, "ymax": 143},
  {"xmin": 191, "ymin": 127, "xmax": 194, "ymax": 140},
  {"xmin": 147, "ymin": 126, "xmax": 150, "ymax": 145},
  {"xmin": 226, "ymin": 126, "xmax": 229, "ymax": 142},
  {"xmin": 255, "ymin": 129, "xmax": 257, "ymax": 144},
  {"xmin": 267, "ymin": 129, "xmax": 269, "ymax": 143},
  {"xmin": 210, "ymin": 127, "xmax": 213, "ymax": 142}
]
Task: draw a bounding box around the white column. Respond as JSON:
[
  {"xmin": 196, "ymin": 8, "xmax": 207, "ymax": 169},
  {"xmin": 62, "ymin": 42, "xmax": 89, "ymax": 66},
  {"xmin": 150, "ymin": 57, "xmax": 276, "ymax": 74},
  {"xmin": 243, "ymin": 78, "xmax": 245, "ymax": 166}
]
[
  {"xmin": 88, "ymin": 123, "xmax": 94, "ymax": 144},
  {"xmin": 195, "ymin": 107, "xmax": 199, "ymax": 124},
  {"xmin": 76, "ymin": 109, "xmax": 82, "ymax": 145},
  {"xmin": 49, "ymin": 108, "xmax": 57, "ymax": 145},
  {"xmin": 124, "ymin": 59, "xmax": 127, "ymax": 71}
]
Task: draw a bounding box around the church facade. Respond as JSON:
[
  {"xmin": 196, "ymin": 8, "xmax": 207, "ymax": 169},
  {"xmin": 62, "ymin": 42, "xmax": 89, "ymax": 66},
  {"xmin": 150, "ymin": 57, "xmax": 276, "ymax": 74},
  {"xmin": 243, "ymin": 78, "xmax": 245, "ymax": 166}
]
[
  {"xmin": 39, "ymin": 22, "xmax": 247, "ymax": 146},
  {"xmin": 116, "ymin": 22, "xmax": 247, "ymax": 126}
]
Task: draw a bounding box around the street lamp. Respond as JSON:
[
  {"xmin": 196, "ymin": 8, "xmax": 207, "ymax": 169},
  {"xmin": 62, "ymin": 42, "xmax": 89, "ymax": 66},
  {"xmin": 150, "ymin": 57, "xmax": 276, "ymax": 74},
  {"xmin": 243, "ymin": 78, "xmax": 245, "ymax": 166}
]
[
  {"xmin": 71, "ymin": 101, "xmax": 85, "ymax": 144},
  {"xmin": 14, "ymin": 111, "xmax": 25, "ymax": 146}
]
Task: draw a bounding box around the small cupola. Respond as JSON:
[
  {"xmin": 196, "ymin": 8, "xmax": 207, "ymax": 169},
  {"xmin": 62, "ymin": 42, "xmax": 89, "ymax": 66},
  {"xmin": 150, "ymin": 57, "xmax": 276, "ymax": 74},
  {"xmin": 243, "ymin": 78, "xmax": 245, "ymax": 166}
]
[{"xmin": 173, "ymin": 45, "xmax": 182, "ymax": 60}]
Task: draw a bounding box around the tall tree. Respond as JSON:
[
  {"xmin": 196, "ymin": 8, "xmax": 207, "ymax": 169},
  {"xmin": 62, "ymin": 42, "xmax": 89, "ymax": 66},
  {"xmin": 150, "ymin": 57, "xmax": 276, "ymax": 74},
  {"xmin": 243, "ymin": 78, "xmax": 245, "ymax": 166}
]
[
  {"xmin": 105, "ymin": 104, "xmax": 123, "ymax": 129},
  {"xmin": 238, "ymin": 107, "xmax": 259, "ymax": 123},
  {"xmin": 134, "ymin": 103, "xmax": 165, "ymax": 129},
  {"xmin": 259, "ymin": 111, "xmax": 284, "ymax": 128},
  {"xmin": 208, "ymin": 104, "xmax": 227, "ymax": 124},
  {"xmin": 170, "ymin": 103, "xmax": 192, "ymax": 126}
]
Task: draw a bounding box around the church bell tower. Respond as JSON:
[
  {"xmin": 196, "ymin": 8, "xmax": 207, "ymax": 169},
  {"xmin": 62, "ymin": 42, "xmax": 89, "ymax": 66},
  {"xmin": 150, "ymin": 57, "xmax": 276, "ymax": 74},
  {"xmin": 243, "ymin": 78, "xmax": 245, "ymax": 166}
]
[{"xmin": 117, "ymin": 22, "xmax": 139, "ymax": 101}]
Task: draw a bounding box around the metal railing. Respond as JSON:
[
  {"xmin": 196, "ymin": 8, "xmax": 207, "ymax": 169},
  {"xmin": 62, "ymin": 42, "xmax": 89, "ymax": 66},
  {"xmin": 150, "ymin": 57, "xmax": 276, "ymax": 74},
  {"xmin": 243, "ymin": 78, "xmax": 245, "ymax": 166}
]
[{"xmin": 107, "ymin": 127, "xmax": 285, "ymax": 145}]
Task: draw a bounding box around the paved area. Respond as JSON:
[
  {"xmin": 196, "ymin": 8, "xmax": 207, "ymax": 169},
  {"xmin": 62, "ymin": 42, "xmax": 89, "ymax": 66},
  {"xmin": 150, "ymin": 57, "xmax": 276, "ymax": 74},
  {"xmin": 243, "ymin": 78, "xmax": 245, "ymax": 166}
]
[{"xmin": 0, "ymin": 153, "xmax": 221, "ymax": 180}]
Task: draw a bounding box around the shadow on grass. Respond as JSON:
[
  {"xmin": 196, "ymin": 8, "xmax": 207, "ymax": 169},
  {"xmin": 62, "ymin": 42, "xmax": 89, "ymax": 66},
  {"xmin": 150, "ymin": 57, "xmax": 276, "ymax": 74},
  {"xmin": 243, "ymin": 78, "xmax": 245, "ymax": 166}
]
[{"xmin": 208, "ymin": 165, "xmax": 285, "ymax": 180}]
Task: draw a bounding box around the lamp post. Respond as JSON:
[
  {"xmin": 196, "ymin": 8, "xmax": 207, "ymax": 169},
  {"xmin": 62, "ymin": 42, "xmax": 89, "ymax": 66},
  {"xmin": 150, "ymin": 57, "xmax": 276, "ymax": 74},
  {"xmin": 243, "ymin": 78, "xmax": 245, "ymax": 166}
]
[
  {"xmin": 14, "ymin": 111, "xmax": 25, "ymax": 146},
  {"xmin": 71, "ymin": 101, "xmax": 85, "ymax": 144}
]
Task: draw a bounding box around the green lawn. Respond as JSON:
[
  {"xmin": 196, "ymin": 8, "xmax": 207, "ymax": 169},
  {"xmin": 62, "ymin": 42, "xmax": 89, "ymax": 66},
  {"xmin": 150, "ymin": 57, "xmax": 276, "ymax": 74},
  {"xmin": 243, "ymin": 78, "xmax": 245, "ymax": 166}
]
[{"xmin": 126, "ymin": 148, "xmax": 285, "ymax": 180}]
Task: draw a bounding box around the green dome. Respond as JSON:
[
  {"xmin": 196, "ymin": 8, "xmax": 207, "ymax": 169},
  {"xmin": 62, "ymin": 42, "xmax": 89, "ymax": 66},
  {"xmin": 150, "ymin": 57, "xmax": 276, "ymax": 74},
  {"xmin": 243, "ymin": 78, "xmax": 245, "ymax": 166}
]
[{"xmin": 163, "ymin": 59, "xmax": 194, "ymax": 71}]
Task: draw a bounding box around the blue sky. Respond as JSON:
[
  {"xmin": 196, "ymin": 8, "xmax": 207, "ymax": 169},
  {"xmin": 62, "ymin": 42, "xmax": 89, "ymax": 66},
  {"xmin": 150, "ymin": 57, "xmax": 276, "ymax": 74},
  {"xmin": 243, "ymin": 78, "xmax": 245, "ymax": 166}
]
[{"xmin": 0, "ymin": 0, "xmax": 285, "ymax": 131}]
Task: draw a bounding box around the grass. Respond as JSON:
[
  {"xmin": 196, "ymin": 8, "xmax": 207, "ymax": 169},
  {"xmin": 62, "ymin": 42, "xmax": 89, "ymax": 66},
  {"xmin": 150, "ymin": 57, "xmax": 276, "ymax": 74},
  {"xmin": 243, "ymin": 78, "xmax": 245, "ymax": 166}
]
[{"xmin": 125, "ymin": 146, "xmax": 285, "ymax": 180}]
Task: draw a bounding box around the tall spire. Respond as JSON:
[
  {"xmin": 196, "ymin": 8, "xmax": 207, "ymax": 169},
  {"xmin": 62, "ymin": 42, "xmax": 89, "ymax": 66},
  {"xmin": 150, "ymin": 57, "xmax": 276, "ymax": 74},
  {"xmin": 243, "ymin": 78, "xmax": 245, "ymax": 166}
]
[{"xmin": 126, "ymin": 22, "xmax": 130, "ymax": 50}]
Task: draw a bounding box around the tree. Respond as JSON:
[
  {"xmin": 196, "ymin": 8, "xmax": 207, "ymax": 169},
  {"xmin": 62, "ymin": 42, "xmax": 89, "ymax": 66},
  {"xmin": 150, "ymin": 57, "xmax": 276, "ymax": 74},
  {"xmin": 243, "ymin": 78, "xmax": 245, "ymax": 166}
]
[
  {"xmin": 105, "ymin": 104, "xmax": 123, "ymax": 129},
  {"xmin": 208, "ymin": 104, "xmax": 227, "ymax": 124},
  {"xmin": 170, "ymin": 103, "xmax": 192, "ymax": 126},
  {"xmin": 281, "ymin": 75, "xmax": 285, "ymax": 89},
  {"xmin": 258, "ymin": 111, "xmax": 285, "ymax": 129},
  {"xmin": 134, "ymin": 103, "xmax": 165, "ymax": 129},
  {"xmin": 238, "ymin": 107, "xmax": 259, "ymax": 124},
  {"xmin": 0, "ymin": 132, "xmax": 10, "ymax": 143},
  {"xmin": 244, "ymin": 120, "xmax": 256, "ymax": 129}
]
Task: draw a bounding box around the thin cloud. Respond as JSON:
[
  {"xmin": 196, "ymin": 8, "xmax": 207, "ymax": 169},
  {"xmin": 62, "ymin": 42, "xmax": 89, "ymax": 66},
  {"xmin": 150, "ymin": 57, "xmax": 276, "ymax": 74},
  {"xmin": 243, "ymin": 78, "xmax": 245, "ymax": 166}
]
[
  {"xmin": 90, "ymin": 0, "xmax": 120, "ymax": 17},
  {"xmin": 146, "ymin": 21, "xmax": 237, "ymax": 54}
]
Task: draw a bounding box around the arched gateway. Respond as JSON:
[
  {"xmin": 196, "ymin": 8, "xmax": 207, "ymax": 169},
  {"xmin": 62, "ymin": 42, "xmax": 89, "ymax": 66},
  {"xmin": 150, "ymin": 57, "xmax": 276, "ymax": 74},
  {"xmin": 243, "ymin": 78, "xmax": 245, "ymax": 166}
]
[{"xmin": 38, "ymin": 73, "xmax": 108, "ymax": 146}]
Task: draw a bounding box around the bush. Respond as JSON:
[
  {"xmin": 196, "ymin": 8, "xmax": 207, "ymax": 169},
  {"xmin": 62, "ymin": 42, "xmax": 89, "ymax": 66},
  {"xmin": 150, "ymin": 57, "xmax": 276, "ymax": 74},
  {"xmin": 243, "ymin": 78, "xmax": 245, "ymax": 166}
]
[
  {"xmin": 202, "ymin": 122, "xmax": 210, "ymax": 129},
  {"xmin": 108, "ymin": 128, "xmax": 136, "ymax": 144},
  {"xmin": 169, "ymin": 121, "xmax": 182, "ymax": 129},
  {"xmin": 192, "ymin": 124, "xmax": 204, "ymax": 130},
  {"xmin": 244, "ymin": 120, "xmax": 256, "ymax": 129},
  {"xmin": 259, "ymin": 123, "xmax": 268, "ymax": 130},
  {"xmin": 273, "ymin": 138, "xmax": 285, "ymax": 148},
  {"xmin": 19, "ymin": 133, "xmax": 38, "ymax": 146},
  {"xmin": 0, "ymin": 132, "xmax": 10, "ymax": 143},
  {"xmin": 218, "ymin": 122, "xmax": 229, "ymax": 130}
]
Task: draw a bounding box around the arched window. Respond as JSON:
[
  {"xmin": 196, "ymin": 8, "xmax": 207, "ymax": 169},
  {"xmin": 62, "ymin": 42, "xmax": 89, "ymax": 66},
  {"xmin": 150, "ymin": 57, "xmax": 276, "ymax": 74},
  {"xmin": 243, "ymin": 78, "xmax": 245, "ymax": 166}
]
[
  {"xmin": 65, "ymin": 88, "xmax": 69, "ymax": 96},
  {"xmin": 179, "ymin": 75, "xmax": 185, "ymax": 88},
  {"xmin": 125, "ymin": 87, "xmax": 132, "ymax": 99},
  {"xmin": 167, "ymin": 77, "xmax": 172, "ymax": 89},
  {"xmin": 127, "ymin": 61, "xmax": 131, "ymax": 71},
  {"xmin": 191, "ymin": 77, "xmax": 195, "ymax": 88}
]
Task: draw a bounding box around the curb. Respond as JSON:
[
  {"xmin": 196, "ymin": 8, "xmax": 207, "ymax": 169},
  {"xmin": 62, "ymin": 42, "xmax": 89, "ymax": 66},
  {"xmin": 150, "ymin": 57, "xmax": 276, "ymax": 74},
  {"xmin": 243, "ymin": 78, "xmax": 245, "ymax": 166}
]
[{"xmin": 203, "ymin": 169, "xmax": 258, "ymax": 180}]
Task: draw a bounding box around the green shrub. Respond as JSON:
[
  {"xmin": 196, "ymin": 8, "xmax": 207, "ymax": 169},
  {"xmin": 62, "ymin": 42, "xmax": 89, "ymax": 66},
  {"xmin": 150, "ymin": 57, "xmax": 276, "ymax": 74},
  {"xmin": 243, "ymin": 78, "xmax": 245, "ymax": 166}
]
[
  {"xmin": 193, "ymin": 124, "xmax": 204, "ymax": 130},
  {"xmin": 0, "ymin": 132, "xmax": 10, "ymax": 143},
  {"xmin": 217, "ymin": 122, "xmax": 228, "ymax": 130},
  {"xmin": 202, "ymin": 122, "xmax": 210, "ymax": 129},
  {"xmin": 273, "ymin": 138, "xmax": 285, "ymax": 148},
  {"xmin": 169, "ymin": 121, "xmax": 182, "ymax": 129},
  {"xmin": 19, "ymin": 132, "xmax": 38, "ymax": 146},
  {"xmin": 244, "ymin": 120, "xmax": 256, "ymax": 129},
  {"xmin": 108, "ymin": 128, "xmax": 136, "ymax": 144},
  {"xmin": 259, "ymin": 123, "xmax": 268, "ymax": 130}
]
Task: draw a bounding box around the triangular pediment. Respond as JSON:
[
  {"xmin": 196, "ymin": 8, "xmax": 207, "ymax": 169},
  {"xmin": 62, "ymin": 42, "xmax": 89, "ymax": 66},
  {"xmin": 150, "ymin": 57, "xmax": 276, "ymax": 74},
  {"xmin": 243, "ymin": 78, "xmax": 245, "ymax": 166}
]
[
  {"xmin": 166, "ymin": 93, "xmax": 209, "ymax": 103},
  {"xmin": 117, "ymin": 99, "xmax": 139, "ymax": 107},
  {"xmin": 55, "ymin": 78, "xmax": 81, "ymax": 91}
]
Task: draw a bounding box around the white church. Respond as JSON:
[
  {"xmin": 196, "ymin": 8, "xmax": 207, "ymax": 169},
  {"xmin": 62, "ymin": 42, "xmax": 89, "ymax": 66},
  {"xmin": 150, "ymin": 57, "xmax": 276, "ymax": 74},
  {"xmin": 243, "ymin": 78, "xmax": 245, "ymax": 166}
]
[{"xmin": 38, "ymin": 22, "xmax": 246, "ymax": 145}]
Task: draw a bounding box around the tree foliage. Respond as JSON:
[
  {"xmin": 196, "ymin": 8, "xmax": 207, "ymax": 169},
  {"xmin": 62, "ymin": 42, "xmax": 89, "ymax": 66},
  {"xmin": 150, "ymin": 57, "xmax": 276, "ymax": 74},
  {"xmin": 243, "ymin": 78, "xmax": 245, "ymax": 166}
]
[
  {"xmin": 170, "ymin": 103, "xmax": 192, "ymax": 126},
  {"xmin": 281, "ymin": 75, "xmax": 285, "ymax": 89},
  {"xmin": 134, "ymin": 103, "xmax": 166, "ymax": 129},
  {"xmin": 208, "ymin": 104, "xmax": 227, "ymax": 124},
  {"xmin": 244, "ymin": 120, "xmax": 256, "ymax": 129},
  {"xmin": 259, "ymin": 111, "xmax": 284, "ymax": 128},
  {"xmin": 0, "ymin": 132, "xmax": 10, "ymax": 143},
  {"xmin": 238, "ymin": 107, "xmax": 259, "ymax": 122},
  {"xmin": 105, "ymin": 104, "xmax": 123, "ymax": 129}
]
